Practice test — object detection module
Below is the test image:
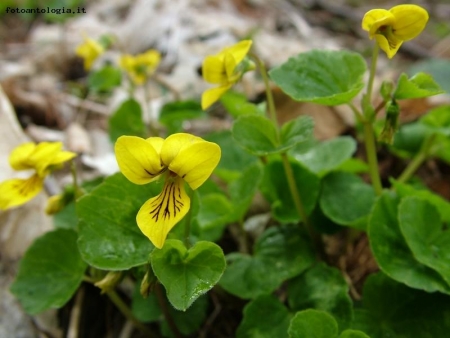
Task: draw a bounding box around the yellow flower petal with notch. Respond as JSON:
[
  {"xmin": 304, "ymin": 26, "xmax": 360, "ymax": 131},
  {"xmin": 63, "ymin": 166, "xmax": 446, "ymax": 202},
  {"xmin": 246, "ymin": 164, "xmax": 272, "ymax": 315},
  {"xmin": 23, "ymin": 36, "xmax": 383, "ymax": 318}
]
[
  {"xmin": 115, "ymin": 136, "xmax": 165, "ymax": 185},
  {"xmin": 114, "ymin": 133, "xmax": 221, "ymax": 248},
  {"xmin": 362, "ymin": 5, "xmax": 428, "ymax": 58},
  {"xmin": 201, "ymin": 40, "xmax": 253, "ymax": 109}
]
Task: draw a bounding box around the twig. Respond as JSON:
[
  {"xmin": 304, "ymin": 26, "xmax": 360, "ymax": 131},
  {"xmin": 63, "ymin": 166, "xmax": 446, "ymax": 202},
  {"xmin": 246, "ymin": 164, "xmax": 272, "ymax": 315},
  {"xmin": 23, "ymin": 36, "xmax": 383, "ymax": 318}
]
[{"xmin": 67, "ymin": 288, "xmax": 84, "ymax": 338}]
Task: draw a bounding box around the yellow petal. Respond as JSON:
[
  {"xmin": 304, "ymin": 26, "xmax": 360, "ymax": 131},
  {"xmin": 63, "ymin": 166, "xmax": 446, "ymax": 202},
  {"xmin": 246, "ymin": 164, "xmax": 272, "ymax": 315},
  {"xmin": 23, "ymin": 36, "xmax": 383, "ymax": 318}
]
[
  {"xmin": 138, "ymin": 50, "xmax": 161, "ymax": 68},
  {"xmin": 146, "ymin": 137, "xmax": 164, "ymax": 154},
  {"xmin": 375, "ymin": 34, "xmax": 403, "ymax": 59},
  {"xmin": 136, "ymin": 176, "xmax": 190, "ymax": 248},
  {"xmin": 362, "ymin": 9, "xmax": 394, "ymax": 37},
  {"xmin": 221, "ymin": 40, "xmax": 253, "ymax": 65},
  {"xmin": 120, "ymin": 55, "xmax": 135, "ymax": 72},
  {"xmin": 165, "ymin": 138, "xmax": 221, "ymax": 190},
  {"xmin": 9, "ymin": 143, "xmax": 36, "ymax": 171},
  {"xmin": 201, "ymin": 84, "xmax": 232, "ymax": 110},
  {"xmin": 115, "ymin": 136, "xmax": 165, "ymax": 185},
  {"xmin": 160, "ymin": 133, "xmax": 203, "ymax": 166},
  {"xmin": 390, "ymin": 5, "xmax": 429, "ymax": 41},
  {"xmin": 0, "ymin": 175, "xmax": 44, "ymax": 210},
  {"xmin": 76, "ymin": 38, "xmax": 104, "ymax": 70},
  {"xmin": 28, "ymin": 142, "xmax": 65, "ymax": 177},
  {"xmin": 224, "ymin": 52, "xmax": 237, "ymax": 80},
  {"xmin": 202, "ymin": 55, "xmax": 228, "ymax": 84}
]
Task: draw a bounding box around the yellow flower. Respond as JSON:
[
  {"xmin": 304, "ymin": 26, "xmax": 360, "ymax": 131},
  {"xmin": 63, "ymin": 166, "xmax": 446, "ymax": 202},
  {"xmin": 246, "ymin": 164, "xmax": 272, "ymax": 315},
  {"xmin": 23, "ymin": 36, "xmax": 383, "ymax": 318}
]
[
  {"xmin": 362, "ymin": 5, "xmax": 429, "ymax": 58},
  {"xmin": 115, "ymin": 133, "xmax": 221, "ymax": 248},
  {"xmin": 119, "ymin": 50, "xmax": 161, "ymax": 85},
  {"xmin": 76, "ymin": 37, "xmax": 105, "ymax": 70},
  {"xmin": 201, "ymin": 40, "xmax": 254, "ymax": 110},
  {"xmin": 0, "ymin": 142, "xmax": 76, "ymax": 210}
]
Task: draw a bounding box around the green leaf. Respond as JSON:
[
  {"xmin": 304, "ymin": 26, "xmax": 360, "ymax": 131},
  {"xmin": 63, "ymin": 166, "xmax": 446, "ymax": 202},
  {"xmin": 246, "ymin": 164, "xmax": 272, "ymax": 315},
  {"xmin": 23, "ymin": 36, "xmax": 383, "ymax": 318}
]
[
  {"xmin": 419, "ymin": 105, "xmax": 450, "ymax": 136},
  {"xmin": 204, "ymin": 130, "xmax": 258, "ymax": 182},
  {"xmin": 88, "ymin": 65, "xmax": 122, "ymax": 92},
  {"xmin": 392, "ymin": 122, "xmax": 432, "ymax": 157},
  {"xmin": 262, "ymin": 159, "xmax": 320, "ymax": 223},
  {"xmin": 158, "ymin": 100, "xmax": 206, "ymax": 134},
  {"xmin": 77, "ymin": 173, "xmax": 157, "ymax": 270},
  {"xmin": 288, "ymin": 309, "xmax": 338, "ymax": 338},
  {"xmin": 320, "ymin": 172, "xmax": 375, "ymax": 229},
  {"xmin": 151, "ymin": 240, "xmax": 225, "ymax": 311},
  {"xmin": 53, "ymin": 201, "xmax": 77, "ymax": 230},
  {"xmin": 132, "ymin": 286, "xmax": 209, "ymax": 336},
  {"xmin": 339, "ymin": 330, "xmax": 370, "ymax": 338},
  {"xmin": 194, "ymin": 193, "xmax": 233, "ymax": 242},
  {"xmin": 394, "ymin": 72, "xmax": 445, "ymax": 100},
  {"xmin": 108, "ymin": 98, "xmax": 145, "ymax": 142},
  {"xmin": 280, "ymin": 115, "xmax": 315, "ymax": 150},
  {"xmin": 353, "ymin": 272, "xmax": 450, "ymax": 338},
  {"xmin": 232, "ymin": 115, "xmax": 315, "ymax": 156},
  {"xmin": 368, "ymin": 191, "xmax": 450, "ymax": 294},
  {"xmin": 237, "ymin": 295, "xmax": 291, "ymax": 338},
  {"xmin": 131, "ymin": 287, "xmax": 161, "ymax": 323},
  {"xmin": 288, "ymin": 263, "xmax": 353, "ymax": 331},
  {"xmin": 232, "ymin": 115, "xmax": 279, "ymax": 156},
  {"xmin": 336, "ymin": 158, "xmax": 369, "ymax": 174},
  {"xmin": 399, "ymin": 197, "xmax": 450, "ymax": 285},
  {"xmin": 229, "ymin": 162, "xmax": 264, "ymax": 221},
  {"xmin": 161, "ymin": 296, "xmax": 208, "ymax": 336},
  {"xmin": 219, "ymin": 224, "xmax": 315, "ymax": 299},
  {"xmin": 408, "ymin": 58, "xmax": 450, "ymax": 93},
  {"xmin": 391, "ymin": 179, "xmax": 450, "ymax": 223},
  {"xmin": 291, "ymin": 136, "xmax": 357, "ymax": 176},
  {"xmin": 10, "ymin": 229, "xmax": 87, "ymax": 314},
  {"xmin": 220, "ymin": 90, "xmax": 264, "ymax": 118},
  {"xmin": 269, "ymin": 50, "xmax": 366, "ymax": 105}
]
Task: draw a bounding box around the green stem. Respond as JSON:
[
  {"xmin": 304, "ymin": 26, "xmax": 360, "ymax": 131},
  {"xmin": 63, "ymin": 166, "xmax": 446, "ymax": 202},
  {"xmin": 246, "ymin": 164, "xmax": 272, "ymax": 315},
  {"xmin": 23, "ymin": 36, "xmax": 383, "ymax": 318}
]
[
  {"xmin": 183, "ymin": 189, "xmax": 195, "ymax": 248},
  {"xmin": 238, "ymin": 219, "xmax": 248, "ymax": 254},
  {"xmin": 366, "ymin": 43, "xmax": 379, "ymax": 109},
  {"xmin": 363, "ymin": 121, "xmax": 383, "ymax": 195},
  {"xmin": 397, "ymin": 134, "xmax": 436, "ymax": 184},
  {"xmin": 106, "ymin": 290, "xmax": 157, "ymax": 338},
  {"xmin": 144, "ymin": 82, "xmax": 160, "ymax": 137},
  {"xmin": 155, "ymin": 283, "xmax": 183, "ymax": 338},
  {"xmin": 70, "ymin": 161, "xmax": 83, "ymax": 199},
  {"xmin": 252, "ymin": 52, "xmax": 322, "ymax": 256},
  {"xmin": 250, "ymin": 53, "xmax": 280, "ymax": 141}
]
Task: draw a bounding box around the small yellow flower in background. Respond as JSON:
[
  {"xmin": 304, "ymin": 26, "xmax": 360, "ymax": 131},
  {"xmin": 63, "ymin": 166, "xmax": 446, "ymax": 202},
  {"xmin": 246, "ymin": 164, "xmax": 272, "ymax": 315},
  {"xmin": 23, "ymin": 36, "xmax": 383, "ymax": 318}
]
[
  {"xmin": 0, "ymin": 142, "xmax": 76, "ymax": 210},
  {"xmin": 115, "ymin": 133, "xmax": 221, "ymax": 248},
  {"xmin": 76, "ymin": 37, "xmax": 105, "ymax": 70},
  {"xmin": 202, "ymin": 40, "xmax": 254, "ymax": 110},
  {"xmin": 362, "ymin": 5, "xmax": 429, "ymax": 59},
  {"xmin": 120, "ymin": 50, "xmax": 161, "ymax": 85}
]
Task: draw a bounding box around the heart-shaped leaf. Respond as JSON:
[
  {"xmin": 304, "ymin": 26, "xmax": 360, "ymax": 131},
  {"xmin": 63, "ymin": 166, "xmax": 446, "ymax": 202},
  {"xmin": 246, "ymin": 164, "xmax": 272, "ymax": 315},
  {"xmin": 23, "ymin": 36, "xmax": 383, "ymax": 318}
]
[
  {"xmin": 288, "ymin": 263, "xmax": 353, "ymax": 331},
  {"xmin": 237, "ymin": 295, "xmax": 291, "ymax": 338},
  {"xmin": 77, "ymin": 173, "xmax": 158, "ymax": 270},
  {"xmin": 320, "ymin": 172, "xmax": 375, "ymax": 229},
  {"xmin": 269, "ymin": 50, "xmax": 366, "ymax": 105},
  {"xmin": 151, "ymin": 239, "xmax": 225, "ymax": 310},
  {"xmin": 353, "ymin": 272, "xmax": 450, "ymax": 337},
  {"xmin": 288, "ymin": 309, "xmax": 338, "ymax": 338},
  {"xmin": 399, "ymin": 197, "xmax": 450, "ymax": 285},
  {"xmin": 10, "ymin": 229, "xmax": 87, "ymax": 314},
  {"xmin": 219, "ymin": 224, "xmax": 315, "ymax": 299},
  {"xmin": 368, "ymin": 192, "xmax": 450, "ymax": 294}
]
